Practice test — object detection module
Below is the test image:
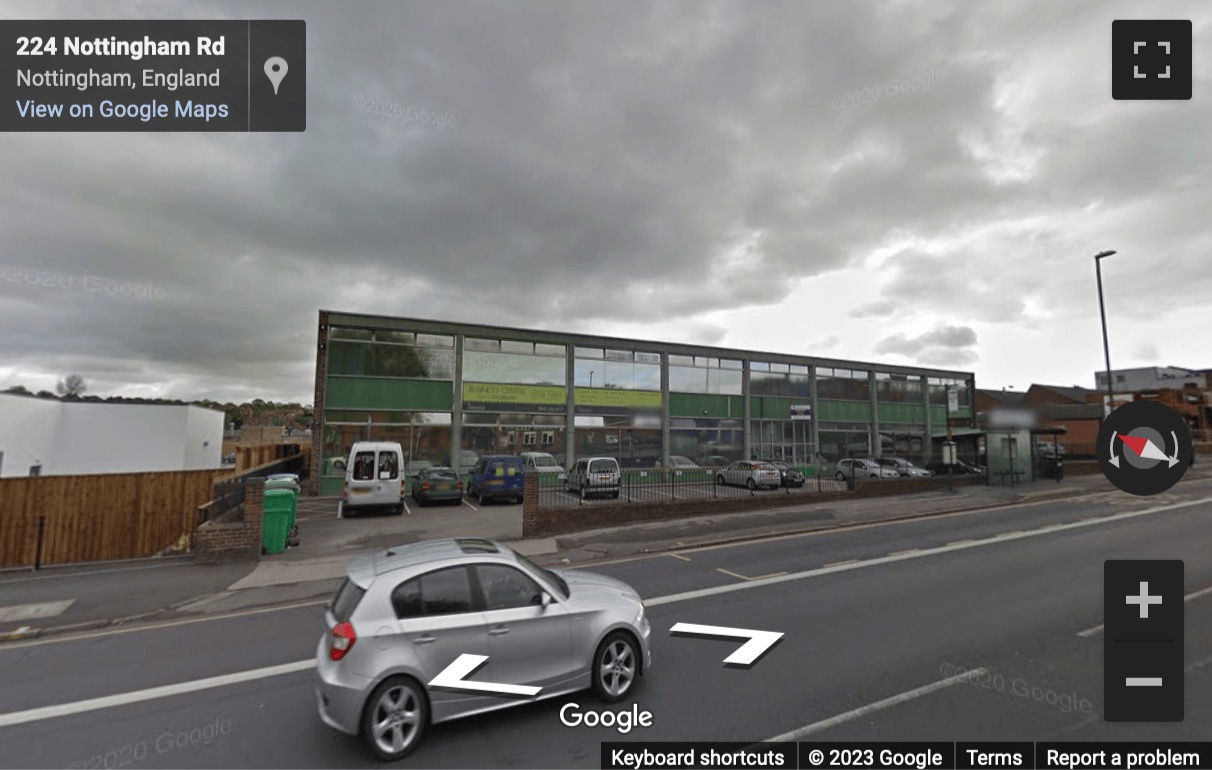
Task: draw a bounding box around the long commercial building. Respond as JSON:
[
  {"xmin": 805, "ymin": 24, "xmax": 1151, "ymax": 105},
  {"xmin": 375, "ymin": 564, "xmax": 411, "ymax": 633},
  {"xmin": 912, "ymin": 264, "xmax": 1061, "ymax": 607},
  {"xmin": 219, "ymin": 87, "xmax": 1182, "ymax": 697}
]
[{"xmin": 309, "ymin": 311, "xmax": 976, "ymax": 494}]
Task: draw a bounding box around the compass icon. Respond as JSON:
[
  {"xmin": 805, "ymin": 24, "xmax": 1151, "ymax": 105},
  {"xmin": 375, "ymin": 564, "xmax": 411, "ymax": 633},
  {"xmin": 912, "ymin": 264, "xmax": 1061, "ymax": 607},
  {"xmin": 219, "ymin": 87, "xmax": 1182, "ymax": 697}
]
[{"xmin": 1098, "ymin": 400, "xmax": 1192, "ymax": 495}]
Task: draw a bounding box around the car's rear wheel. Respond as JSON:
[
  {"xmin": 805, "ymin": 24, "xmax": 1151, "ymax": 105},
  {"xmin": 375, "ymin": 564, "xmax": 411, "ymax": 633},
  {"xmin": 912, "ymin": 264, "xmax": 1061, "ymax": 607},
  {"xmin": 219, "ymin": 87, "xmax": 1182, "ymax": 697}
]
[
  {"xmin": 362, "ymin": 675, "xmax": 428, "ymax": 762},
  {"xmin": 478, "ymin": 489, "xmax": 488, "ymax": 505},
  {"xmin": 611, "ymin": 490, "xmax": 619, "ymax": 499},
  {"xmin": 393, "ymin": 502, "xmax": 404, "ymax": 515},
  {"xmin": 746, "ymin": 478, "xmax": 756, "ymax": 491},
  {"xmin": 715, "ymin": 474, "xmax": 726, "ymax": 486},
  {"xmin": 835, "ymin": 471, "xmax": 845, "ymax": 481},
  {"xmin": 592, "ymin": 632, "xmax": 639, "ymax": 703}
]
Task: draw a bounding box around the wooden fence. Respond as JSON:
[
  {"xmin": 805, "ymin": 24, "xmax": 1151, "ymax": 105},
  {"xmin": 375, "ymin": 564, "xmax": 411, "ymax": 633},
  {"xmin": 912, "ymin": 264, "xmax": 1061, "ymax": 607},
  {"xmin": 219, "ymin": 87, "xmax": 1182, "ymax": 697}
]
[
  {"xmin": 232, "ymin": 443, "xmax": 304, "ymax": 474},
  {"xmin": 0, "ymin": 468, "xmax": 233, "ymax": 569}
]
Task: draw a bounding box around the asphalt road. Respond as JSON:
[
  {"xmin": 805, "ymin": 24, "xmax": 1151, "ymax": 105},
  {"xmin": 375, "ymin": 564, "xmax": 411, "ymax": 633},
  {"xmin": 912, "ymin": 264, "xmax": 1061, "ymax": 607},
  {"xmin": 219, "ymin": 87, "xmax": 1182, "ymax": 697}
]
[{"xmin": 2, "ymin": 484, "xmax": 1211, "ymax": 769}]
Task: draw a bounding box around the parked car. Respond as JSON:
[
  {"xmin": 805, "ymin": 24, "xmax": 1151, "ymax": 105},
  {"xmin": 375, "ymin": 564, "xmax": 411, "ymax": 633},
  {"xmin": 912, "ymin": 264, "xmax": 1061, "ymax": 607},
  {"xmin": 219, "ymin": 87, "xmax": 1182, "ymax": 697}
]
[
  {"xmin": 466, "ymin": 455, "xmax": 524, "ymax": 504},
  {"xmin": 836, "ymin": 458, "xmax": 897, "ymax": 481},
  {"xmin": 653, "ymin": 455, "xmax": 699, "ymax": 468},
  {"xmin": 410, "ymin": 466, "xmax": 463, "ymax": 506},
  {"xmin": 876, "ymin": 457, "xmax": 932, "ymax": 478},
  {"xmin": 446, "ymin": 450, "xmax": 480, "ymax": 475},
  {"xmin": 405, "ymin": 459, "xmax": 435, "ymax": 476},
  {"xmin": 768, "ymin": 461, "xmax": 806, "ymax": 488},
  {"xmin": 315, "ymin": 538, "xmax": 652, "ymax": 761},
  {"xmin": 565, "ymin": 457, "xmax": 621, "ymax": 499},
  {"xmin": 520, "ymin": 451, "xmax": 566, "ymax": 475},
  {"xmin": 716, "ymin": 461, "xmax": 781, "ymax": 490},
  {"xmin": 339, "ymin": 441, "xmax": 405, "ymax": 518}
]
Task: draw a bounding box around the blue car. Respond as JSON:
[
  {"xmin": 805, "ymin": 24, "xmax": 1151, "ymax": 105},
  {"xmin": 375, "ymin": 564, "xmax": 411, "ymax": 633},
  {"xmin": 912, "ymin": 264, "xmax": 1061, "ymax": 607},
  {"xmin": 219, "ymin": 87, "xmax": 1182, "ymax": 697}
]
[{"xmin": 466, "ymin": 455, "xmax": 525, "ymax": 504}]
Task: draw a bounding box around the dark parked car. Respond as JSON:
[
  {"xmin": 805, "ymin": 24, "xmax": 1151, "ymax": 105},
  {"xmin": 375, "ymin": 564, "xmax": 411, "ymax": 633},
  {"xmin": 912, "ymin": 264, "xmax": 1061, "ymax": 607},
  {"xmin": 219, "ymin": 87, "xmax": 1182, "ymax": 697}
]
[
  {"xmin": 768, "ymin": 461, "xmax": 806, "ymax": 488},
  {"xmin": 410, "ymin": 466, "xmax": 463, "ymax": 506}
]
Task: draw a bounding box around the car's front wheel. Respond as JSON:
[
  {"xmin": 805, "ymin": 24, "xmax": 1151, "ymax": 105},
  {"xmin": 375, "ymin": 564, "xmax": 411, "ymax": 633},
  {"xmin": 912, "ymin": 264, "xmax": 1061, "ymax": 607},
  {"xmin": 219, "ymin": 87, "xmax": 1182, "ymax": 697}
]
[
  {"xmin": 593, "ymin": 632, "xmax": 639, "ymax": 703},
  {"xmin": 835, "ymin": 471, "xmax": 846, "ymax": 481},
  {"xmin": 362, "ymin": 675, "xmax": 428, "ymax": 762},
  {"xmin": 746, "ymin": 478, "xmax": 756, "ymax": 491},
  {"xmin": 715, "ymin": 474, "xmax": 726, "ymax": 486}
]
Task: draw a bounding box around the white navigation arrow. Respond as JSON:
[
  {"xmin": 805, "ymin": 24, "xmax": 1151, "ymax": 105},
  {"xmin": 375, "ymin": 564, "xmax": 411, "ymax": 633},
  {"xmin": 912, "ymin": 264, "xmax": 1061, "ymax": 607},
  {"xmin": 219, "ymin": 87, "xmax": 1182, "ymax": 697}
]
[
  {"xmin": 1168, "ymin": 431, "xmax": 1182, "ymax": 468},
  {"xmin": 428, "ymin": 654, "xmax": 541, "ymax": 697},
  {"xmin": 670, "ymin": 622, "xmax": 784, "ymax": 667}
]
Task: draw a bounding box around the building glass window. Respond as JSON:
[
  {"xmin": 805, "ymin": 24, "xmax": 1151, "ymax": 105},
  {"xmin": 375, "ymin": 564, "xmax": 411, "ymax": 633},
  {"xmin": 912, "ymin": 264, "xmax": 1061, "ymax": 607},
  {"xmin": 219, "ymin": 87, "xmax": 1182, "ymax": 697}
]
[
  {"xmin": 669, "ymin": 357, "xmax": 742, "ymax": 395},
  {"xmin": 328, "ymin": 340, "xmax": 455, "ymax": 379},
  {"xmin": 462, "ymin": 351, "xmax": 567, "ymax": 386}
]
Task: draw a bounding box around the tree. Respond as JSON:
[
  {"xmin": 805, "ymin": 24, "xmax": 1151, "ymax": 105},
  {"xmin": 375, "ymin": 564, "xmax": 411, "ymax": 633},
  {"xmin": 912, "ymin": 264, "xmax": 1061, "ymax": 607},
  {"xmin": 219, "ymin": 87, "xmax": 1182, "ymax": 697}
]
[
  {"xmin": 3, "ymin": 384, "xmax": 31, "ymax": 395},
  {"xmin": 56, "ymin": 374, "xmax": 87, "ymax": 399}
]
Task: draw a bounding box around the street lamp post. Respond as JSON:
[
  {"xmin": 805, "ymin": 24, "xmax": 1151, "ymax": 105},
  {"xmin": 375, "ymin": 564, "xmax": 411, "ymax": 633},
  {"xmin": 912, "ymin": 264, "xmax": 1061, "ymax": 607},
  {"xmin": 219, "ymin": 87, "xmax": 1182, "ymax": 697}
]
[{"xmin": 1094, "ymin": 250, "xmax": 1117, "ymax": 419}]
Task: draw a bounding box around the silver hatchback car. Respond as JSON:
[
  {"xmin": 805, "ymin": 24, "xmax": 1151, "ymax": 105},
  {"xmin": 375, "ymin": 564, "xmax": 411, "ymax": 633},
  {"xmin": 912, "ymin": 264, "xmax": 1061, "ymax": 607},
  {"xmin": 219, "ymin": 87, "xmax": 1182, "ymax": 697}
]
[{"xmin": 315, "ymin": 538, "xmax": 652, "ymax": 761}]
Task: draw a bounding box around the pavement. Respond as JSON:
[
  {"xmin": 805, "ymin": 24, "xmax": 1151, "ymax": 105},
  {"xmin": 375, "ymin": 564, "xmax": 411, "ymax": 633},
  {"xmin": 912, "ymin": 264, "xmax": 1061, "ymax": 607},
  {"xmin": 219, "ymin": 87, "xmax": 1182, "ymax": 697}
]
[{"xmin": 0, "ymin": 469, "xmax": 1197, "ymax": 642}]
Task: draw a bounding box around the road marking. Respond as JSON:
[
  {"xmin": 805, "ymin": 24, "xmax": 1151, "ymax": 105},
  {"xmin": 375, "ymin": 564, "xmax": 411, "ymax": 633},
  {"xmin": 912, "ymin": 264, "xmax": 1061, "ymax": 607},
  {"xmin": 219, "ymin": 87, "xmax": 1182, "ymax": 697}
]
[
  {"xmin": 823, "ymin": 559, "xmax": 858, "ymax": 568},
  {"xmin": 461, "ymin": 498, "xmax": 478, "ymax": 511},
  {"xmin": 0, "ymin": 660, "xmax": 316, "ymax": 728},
  {"xmin": 402, "ymin": 499, "xmax": 412, "ymax": 516},
  {"xmin": 667, "ymin": 553, "xmax": 692, "ymax": 562},
  {"xmin": 765, "ymin": 668, "xmax": 988, "ymax": 741},
  {"xmin": 1078, "ymin": 582, "xmax": 1212, "ymax": 637},
  {"xmin": 0, "ymin": 600, "xmax": 75, "ymax": 622},
  {"xmin": 716, "ymin": 567, "xmax": 789, "ymax": 581},
  {"xmin": 646, "ymin": 497, "xmax": 1212, "ymax": 608},
  {"xmin": 946, "ymin": 539, "xmax": 975, "ymax": 546},
  {"xmin": 889, "ymin": 549, "xmax": 921, "ymax": 557}
]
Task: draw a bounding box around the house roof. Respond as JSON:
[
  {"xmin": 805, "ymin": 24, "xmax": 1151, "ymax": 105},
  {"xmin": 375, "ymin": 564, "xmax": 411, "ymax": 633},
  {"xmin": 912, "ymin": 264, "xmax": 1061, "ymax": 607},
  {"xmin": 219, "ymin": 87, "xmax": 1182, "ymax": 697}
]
[
  {"xmin": 977, "ymin": 388, "xmax": 1027, "ymax": 406},
  {"xmin": 1029, "ymin": 384, "xmax": 1091, "ymax": 404},
  {"xmin": 1037, "ymin": 404, "xmax": 1104, "ymax": 421}
]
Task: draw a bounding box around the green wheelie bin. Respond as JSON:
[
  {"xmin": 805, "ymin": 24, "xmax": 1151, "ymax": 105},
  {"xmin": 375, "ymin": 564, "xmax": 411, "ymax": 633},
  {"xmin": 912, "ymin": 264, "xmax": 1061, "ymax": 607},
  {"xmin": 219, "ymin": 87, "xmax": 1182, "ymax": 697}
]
[{"xmin": 262, "ymin": 488, "xmax": 295, "ymax": 554}]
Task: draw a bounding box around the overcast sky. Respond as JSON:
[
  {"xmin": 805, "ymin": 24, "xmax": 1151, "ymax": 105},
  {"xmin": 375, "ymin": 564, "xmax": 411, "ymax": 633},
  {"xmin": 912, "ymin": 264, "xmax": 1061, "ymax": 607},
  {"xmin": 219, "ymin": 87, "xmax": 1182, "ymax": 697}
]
[{"xmin": 1, "ymin": 0, "xmax": 1208, "ymax": 405}]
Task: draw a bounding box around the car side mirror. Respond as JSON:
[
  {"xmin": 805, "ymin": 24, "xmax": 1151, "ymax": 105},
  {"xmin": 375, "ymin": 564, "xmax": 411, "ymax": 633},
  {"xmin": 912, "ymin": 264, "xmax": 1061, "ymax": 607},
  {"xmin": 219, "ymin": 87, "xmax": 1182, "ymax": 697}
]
[{"xmin": 539, "ymin": 591, "xmax": 553, "ymax": 607}]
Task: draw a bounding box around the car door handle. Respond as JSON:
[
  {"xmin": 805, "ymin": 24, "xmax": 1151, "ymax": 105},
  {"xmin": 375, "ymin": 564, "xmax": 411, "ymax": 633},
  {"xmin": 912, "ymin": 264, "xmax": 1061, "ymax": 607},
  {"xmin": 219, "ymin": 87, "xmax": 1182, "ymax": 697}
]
[
  {"xmin": 488, "ymin": 626, "xmax": 510, "ymax": 637},
  {"xmin": 414, "ymin": 635, "xmax": 437, "ymax": 645}
]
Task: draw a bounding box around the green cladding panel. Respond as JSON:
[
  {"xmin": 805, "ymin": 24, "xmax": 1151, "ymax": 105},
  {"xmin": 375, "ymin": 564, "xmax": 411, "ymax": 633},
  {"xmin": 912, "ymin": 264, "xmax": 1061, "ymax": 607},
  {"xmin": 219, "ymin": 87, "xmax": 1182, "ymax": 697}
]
[
  {"xmin": 754, "ymin": 397, "xmax": 792, "ymax": 420},
  {"xmin": 325, "ymin": 377, "xmax": 454, "ymax": 411},
  {"xmin": 817, "ymin": 399, "xmax": 873, "ymax": 422},
  {"xmin": 669, "ymin": 393, "xmax": 743, "ymax": 418},
  {"xmin": 877, "ymin": 402, "xmax": 926, "ymax": 424}
]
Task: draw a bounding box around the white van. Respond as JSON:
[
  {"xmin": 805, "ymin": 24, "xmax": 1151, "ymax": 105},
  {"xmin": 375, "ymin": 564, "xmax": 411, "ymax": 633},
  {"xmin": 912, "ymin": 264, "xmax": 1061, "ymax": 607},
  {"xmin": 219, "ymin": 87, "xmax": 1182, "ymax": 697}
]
[
  {"xmin": 520, "ymin": 451, "xmax": 566, "ymax": 474},
  {"xmin": 564, "ymin": 456, "xmax": 621, "ymax": 500},
  {"xmin": 339, "ymin": 441, "xmax": 406, "ymax": 518}
]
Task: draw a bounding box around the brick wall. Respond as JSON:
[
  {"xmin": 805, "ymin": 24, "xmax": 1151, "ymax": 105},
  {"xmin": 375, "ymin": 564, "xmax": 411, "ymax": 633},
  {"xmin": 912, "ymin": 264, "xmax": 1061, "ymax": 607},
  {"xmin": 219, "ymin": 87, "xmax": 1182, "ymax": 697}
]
[
  {"xmin": 194, "ymin": 477, "xmax": 266, "ymax": 563},
  {"xmin": 522, "ymin": 472, "xmax": 982, "ymax": 538}
]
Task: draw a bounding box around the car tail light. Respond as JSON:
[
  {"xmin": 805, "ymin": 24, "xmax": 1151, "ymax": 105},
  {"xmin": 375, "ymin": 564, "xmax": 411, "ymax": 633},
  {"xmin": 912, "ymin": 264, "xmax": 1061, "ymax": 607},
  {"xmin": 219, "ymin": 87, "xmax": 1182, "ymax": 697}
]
[
  {"xmin": 422, "ymin": 481, "xmax": 431, "ymax": 491},
  {"xmin": 457, "ymin": 480, "xmax": 463, "ymax": 490},
  {"xmin": 342, "ymin": 482, "xmax": 349, "ymax": 497},
  {"xmin": 330, "ymin": 622, "xmax": 356, "ymax": 661}
]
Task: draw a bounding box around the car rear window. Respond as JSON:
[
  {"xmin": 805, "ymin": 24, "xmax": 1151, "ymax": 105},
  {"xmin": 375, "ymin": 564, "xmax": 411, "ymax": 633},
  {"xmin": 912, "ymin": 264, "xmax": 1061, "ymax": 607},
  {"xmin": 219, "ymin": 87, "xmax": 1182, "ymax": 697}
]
[
  {"xmin": 589, "ymin": 460, "xmax": 615, "ymax": 473},
  {"xmin": 427, "ymin": 468, "xmax": 458, "ymax": 480},
  {"xmin": 378, "ymin": 451, "xmax": 399, "ymax": 478},
  {"xmin": 330, "ymin": 578, "xmax": 365, "ymax": 623},
  {"xmin": 351, "ymin": 451, "xmax": 376, "ymax": 481},
  {"xmin": 489, "ymin": 461, "xmax": 520, "ymax": 477}
]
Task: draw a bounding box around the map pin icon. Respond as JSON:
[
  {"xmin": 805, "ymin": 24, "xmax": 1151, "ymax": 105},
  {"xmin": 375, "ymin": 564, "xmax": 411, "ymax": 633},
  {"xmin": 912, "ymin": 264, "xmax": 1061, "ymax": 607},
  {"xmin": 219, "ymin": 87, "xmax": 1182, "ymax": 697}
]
[{"xmin": 264, "ymin": 57, "xmax": 288, "ymax": 95}]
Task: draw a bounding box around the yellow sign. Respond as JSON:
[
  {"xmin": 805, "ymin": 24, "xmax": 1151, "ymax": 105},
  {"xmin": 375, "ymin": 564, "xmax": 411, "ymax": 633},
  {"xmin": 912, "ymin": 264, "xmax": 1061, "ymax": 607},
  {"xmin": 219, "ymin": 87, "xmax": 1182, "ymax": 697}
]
[
  {"xmin": 575, "ymin": 388, "xmax": 662, "ymax": 408},
  {"xmin": 463, "ymin": 382, "xmax": 566, "ymax": 405}
]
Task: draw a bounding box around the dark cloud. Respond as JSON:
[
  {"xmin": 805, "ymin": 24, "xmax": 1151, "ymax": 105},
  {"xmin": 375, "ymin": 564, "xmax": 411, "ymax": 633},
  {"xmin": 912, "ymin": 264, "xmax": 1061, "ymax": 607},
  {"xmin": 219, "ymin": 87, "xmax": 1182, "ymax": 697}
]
[
  {"xmin": 0, "ymin": 0, "xmax": 1207, "ymax": 401},
  {"xmin": 874, "ymin": 324, "xmax": 978, "ymax": 366}
]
